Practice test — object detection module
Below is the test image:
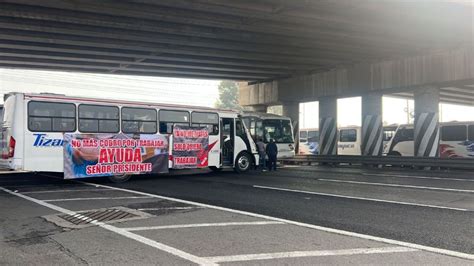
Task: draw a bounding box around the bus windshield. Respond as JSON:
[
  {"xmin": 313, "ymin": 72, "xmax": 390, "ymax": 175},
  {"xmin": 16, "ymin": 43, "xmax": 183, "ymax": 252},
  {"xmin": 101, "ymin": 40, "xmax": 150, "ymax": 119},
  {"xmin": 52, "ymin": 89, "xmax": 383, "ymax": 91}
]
[
  {"xmin": 263, "ymin": 119, "xmax": 293, "ymax": 143},
  {"xmin": 308, "ymin": 130, "xmax": 319, "ymax": 142}
]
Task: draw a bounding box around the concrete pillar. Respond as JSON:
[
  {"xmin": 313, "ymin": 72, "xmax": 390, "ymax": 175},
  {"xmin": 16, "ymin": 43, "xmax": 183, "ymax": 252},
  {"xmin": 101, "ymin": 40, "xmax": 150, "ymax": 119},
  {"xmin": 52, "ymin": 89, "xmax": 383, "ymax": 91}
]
[
  {"xmin": 319, "ymin": 97, "xmax": 337, "ymax": 155},
  {"xmin": 361, "ymin": 93, "xmax": 383, "ymax": 156},
  {"xmin": 282, "ymin": 102, "xmax": 300, "ymax": 152},
  {"xmin": 249, "ymin": 105, "xmax": 267, "ymax": 113},
  {"xmin": 414, "ymin": 86, "xmax": 440, "ymax": 157}
]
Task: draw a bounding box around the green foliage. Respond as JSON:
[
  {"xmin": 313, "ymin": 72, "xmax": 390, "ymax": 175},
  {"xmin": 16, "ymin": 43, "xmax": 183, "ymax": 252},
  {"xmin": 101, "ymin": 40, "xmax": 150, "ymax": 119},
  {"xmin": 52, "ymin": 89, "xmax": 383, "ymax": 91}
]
[{"xmin": 215, "ymin": 80, "xmax": 242, "ymax": 110}]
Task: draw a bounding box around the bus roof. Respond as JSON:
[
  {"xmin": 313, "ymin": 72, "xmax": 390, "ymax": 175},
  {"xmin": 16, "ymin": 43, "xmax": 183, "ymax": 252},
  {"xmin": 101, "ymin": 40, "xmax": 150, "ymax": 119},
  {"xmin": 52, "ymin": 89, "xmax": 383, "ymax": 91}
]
[
  {"xmin": 7, "ymin": 92, "xmax": 238, "ymax": 114},
  {"xmin": 242, "ymin": 111, "xmax": 291, "ymax": 120}
]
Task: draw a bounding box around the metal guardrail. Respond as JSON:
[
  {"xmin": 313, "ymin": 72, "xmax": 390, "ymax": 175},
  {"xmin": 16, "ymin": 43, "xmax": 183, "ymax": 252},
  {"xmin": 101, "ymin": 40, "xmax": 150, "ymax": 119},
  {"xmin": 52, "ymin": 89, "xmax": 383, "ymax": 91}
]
[{"xmin": 279, "ymin": 155, "xmax": 474, "ymax": 170}]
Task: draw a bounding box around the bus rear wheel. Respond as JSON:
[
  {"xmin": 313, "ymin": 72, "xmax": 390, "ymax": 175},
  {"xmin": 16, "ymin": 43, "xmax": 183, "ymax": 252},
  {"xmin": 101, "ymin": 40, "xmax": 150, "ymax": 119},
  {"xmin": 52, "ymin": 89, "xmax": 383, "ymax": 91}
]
[
  {"xmin": 108, "ymin": 174, "xmax": 131, "ymax": 183},
  {"xmin": 234, "ymin": 152, "xmax": 252, "ymax": 173}
]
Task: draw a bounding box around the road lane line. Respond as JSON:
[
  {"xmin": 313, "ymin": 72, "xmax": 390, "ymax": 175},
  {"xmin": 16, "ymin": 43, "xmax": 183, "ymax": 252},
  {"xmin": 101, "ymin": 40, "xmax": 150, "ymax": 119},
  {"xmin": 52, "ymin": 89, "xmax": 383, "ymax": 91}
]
[
  {"xmin": 138, "ymin": 207, "xmax": 204, "ymax": 211},
  {"xmin": 0, "ymin": 186, "xmax": 217, "ymax": 266},
  {"xmin": 22, "ymin": 188, "xmax": 111, "ymax": 194},
  {"xmin": 122, "ymin": 221, "xmax": 284, "ymax": 231},
  {"xmin": 361, "ymin": 173, "xmax": 474, "ymax": 182},
  {"xmin": 76, "ymin": 180, "xmax": 474, "ymax": 260},
  {"xmin": 43, "ymin": 196, "xmax": 152, "ymax": 202},
  {"xmin": 317, "ymin": 178, "xmax": 474, "ymax": 193},
  {"xmin": 204, "ymin": 246, "xmax": 417, "ymax": 263},
  {"xmin": 253, "ymin": 185, "xmax": 469, "ymax": 211}
]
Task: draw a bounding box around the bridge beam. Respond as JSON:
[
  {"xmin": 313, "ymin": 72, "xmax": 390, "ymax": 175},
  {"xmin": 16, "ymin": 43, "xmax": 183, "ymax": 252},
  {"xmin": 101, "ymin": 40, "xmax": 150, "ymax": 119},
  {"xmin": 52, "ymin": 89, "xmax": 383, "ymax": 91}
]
[
  {"xmin": 319, "ymin": 96, "xmax": 338, "ymax": 156},
  {"xmin": 282, "ymin": 102, "xmax": 300, "ymax": 152}
]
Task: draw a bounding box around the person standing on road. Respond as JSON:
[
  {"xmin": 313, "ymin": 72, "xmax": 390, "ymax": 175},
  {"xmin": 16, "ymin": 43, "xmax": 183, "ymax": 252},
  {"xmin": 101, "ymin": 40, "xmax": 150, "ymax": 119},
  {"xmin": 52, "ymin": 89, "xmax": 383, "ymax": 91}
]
[
  {"xmin": 256, "ymin": 138, "xmax": 266, "ymax": 171},
  {"xmin": 266, "ymin": 138, "xmax": 278, "ymax": 171}
]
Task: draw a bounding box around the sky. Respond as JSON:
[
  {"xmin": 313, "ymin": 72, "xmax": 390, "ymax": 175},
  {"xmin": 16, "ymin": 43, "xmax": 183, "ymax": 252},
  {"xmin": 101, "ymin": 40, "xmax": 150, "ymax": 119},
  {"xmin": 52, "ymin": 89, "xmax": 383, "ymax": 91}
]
[
  {"xmin": 299, "ymin": 97, "xmax": 474, "ymax": 129},
  {"xmin": 0, "ymin": 68, "xmax": 473, "ymax": 129},
  {"xmin": 0, "ymin": 69, "xmax": 219, "ymax": 107}
]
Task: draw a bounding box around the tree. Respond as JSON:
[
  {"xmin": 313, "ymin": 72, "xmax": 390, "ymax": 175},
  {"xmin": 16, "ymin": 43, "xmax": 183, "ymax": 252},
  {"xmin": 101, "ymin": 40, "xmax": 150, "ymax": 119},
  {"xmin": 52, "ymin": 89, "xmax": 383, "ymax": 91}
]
[{"xmin": 215, "ymin": 80, "xmax": 242, "ymax": 110}]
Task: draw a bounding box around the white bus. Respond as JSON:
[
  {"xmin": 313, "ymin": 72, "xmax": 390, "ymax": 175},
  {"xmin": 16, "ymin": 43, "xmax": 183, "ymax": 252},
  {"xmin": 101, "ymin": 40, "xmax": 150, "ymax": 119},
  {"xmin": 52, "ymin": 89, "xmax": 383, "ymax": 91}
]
[
  {"xmin": 241, "ymin": 112, "xmax": 295, "ymax": 158},
  {"xmin": 299, "ymin": 125, "xmax": 398, "ymax": 155},
  {"xmin": 385, "ymin": 121, "xmax": 474, "ymax": 158},
  {"xmin": 0, "ymin": 92, "xmax": 259, "ymax": 182}
]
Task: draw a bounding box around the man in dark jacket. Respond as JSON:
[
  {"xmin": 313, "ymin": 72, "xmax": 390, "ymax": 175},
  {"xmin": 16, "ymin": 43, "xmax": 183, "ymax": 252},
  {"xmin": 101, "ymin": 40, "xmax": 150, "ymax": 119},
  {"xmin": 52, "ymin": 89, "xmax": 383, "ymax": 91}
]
[{"xmin": 266, "ymin": 138, "xmax": 278, "ymax": 171}]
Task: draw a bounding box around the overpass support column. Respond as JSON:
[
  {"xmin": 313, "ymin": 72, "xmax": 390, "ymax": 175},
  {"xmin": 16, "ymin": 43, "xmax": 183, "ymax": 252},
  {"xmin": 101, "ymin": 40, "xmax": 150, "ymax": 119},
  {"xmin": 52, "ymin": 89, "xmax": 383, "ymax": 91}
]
[
  {"xmin": 249, "ymin": 105, "xmax": 268, "ymax": 113},
  {"xmin": 282, "ymin": 102, "xmax": 300, "ymax": 152},
  {"xmin": 319, "ymin": 97, "xmax": 337, "ymax": 155},
  {"xmin": 414, "ymin": 86, "xmax": 440, "ymax": 157},
  {"xmin": 361, "ymin": 93, "xmax": 383, "ymax": 156}
]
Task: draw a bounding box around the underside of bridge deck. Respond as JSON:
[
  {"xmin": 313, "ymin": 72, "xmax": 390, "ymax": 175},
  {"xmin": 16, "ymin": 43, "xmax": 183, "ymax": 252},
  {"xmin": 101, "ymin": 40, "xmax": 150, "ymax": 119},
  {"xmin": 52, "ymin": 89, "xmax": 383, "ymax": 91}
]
[{"xmin": 0, "ymin": 0, "xmax": 471, "ymax": 83}]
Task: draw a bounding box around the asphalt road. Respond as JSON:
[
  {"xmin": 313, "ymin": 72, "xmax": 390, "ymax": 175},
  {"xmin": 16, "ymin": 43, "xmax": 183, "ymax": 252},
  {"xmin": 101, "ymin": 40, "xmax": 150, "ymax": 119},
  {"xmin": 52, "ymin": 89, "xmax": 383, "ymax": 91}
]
[
  {"xmin": 102, "ymin": 166, "xmax": 474, "ymax": 254},
  {"xmin": 0, "ymin": 165, "xmax": 473, "ymax": 264}
]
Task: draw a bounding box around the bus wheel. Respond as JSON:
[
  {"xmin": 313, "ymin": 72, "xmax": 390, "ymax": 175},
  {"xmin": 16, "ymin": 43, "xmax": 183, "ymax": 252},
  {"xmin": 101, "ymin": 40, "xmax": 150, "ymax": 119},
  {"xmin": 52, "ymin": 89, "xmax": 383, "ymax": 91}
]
[
  {"xmin": 234, "ymin": 152, "xmax": 252, "ymax": 173},
  {"xmin": 108, "ymin": 174, "xmax": 131, "ymax": 183},
  {"xmin": 209, "ymin": 166, "xmax": 222, "ymax": 172}
]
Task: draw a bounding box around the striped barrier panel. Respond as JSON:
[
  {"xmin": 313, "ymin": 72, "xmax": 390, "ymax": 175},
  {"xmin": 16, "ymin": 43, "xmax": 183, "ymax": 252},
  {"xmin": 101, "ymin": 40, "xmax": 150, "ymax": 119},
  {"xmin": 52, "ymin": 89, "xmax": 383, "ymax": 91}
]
[
  {"xmin": 414, "ymin": 112, "xmax": 439, "ymax": 157},
  {"xmin": 319, "ymin": 117, "xmax": 337, "ymax": 155},
  {"xmin": 361, "ymin": 114, "xmax": 383, "ymax": 156}
]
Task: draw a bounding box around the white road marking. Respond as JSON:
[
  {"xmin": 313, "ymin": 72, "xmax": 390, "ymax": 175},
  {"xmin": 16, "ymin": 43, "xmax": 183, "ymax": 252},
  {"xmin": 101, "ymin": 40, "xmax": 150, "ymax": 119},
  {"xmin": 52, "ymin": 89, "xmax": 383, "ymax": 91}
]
[
  {"xmin": 122, "ymin": 221, "xmax": 284, "ymax": 231},
  {"xmin": 43, "ymin": 196, "xmax": 152, "ymax": 202},
  {"xmin": 76, "ymin": 180, "xmax": 474, "ymax": 260},
  {"xmin": 138, "ymin": 207, "xmax": 204, "ymax": 211},
  {"xmin": 0, "ymin": 170, "xmax": 28, "ymax": 174},
  {"xmin": 361, "ymin": 173, "xmax": 474, "ymax": 182},
  {"xmin": 253, "ymin": 185, "xmax": 469, "ymax": 212},
  {"xmin": 204, "ymin": 247, "xmax": 417, "ymax": 263},
  {"xmin": 22, "ymin": 188, "xmax": 111, "ymax": 194},
  {"xmin": 0, "ymin": 186, "xmax": 217, "ymax": 266},
  {"xmin": 317, "ymin": 178, "xmax": 474, "ymax": 193}
]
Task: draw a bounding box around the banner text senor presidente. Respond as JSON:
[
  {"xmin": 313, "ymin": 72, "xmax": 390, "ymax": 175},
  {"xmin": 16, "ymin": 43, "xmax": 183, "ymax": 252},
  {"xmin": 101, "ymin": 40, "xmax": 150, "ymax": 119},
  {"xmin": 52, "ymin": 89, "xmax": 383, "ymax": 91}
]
[{"xmin": 71, "ymin": 138, "xmax": 167, "ymax": 175}]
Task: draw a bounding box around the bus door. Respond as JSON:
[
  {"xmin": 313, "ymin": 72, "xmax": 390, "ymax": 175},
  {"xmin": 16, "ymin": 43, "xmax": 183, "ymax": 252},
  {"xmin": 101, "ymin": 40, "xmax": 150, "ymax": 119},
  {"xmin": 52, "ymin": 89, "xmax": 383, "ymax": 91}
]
[{"xmin": 221, "ymin": 117, "xmax": 235, "ymax": 166}]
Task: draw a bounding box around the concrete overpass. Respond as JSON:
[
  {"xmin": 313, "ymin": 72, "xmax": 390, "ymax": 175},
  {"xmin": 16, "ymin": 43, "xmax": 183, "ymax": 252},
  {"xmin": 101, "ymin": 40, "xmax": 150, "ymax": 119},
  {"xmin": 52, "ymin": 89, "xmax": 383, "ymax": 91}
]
[{"xmin": 0, "ymin": 0, "xmax": 472, "ymax": 157}]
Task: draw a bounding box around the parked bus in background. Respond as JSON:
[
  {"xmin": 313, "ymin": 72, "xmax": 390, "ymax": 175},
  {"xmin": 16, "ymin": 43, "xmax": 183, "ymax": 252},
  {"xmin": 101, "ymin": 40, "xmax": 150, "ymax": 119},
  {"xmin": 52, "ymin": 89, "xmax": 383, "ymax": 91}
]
[
  {"xmin": 299, "ymin": 128, "xmax": 319, "ymax": 155},
  {"xmin": 299, "ymin": 125, "xmax": 399, "ymax": 155},
  {"xmin": 241, "ymin": 112, "xmax": 295, "ymax": 158},
  {"xmin": 385, "ymin": 121, "xmax": 474, "ymax": 158},
  {"xmin": 0, "ymin": 92, "xmax": 259, "ymax": 182}
]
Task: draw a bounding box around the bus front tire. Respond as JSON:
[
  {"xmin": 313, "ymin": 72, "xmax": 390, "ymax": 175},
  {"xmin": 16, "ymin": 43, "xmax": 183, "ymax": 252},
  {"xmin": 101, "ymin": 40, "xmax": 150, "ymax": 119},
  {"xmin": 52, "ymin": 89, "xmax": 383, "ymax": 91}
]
[
  {"xmin": 234, "ymin": 152, "xmax": 252, "ymax": 173},
  {"xmin": 108, "ymin": 174, "xmax": 131, "ymax": 183}
]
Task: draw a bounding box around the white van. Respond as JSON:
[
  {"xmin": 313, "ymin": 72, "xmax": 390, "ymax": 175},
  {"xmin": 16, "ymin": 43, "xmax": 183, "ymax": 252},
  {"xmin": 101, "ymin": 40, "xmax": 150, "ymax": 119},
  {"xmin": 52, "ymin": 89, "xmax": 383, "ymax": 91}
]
[{"xmin": 337, "ymin": 126, "xmax": 361, "ymax": 155}]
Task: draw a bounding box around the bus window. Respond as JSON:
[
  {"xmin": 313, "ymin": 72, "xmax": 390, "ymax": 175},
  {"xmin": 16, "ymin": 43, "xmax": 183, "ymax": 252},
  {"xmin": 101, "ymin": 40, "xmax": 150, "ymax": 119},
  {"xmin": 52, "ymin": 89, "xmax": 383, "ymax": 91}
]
[
  {"xmin": 383, "ymin": 130, "xmax": 395, "ymax": 142},
  {"xmin": 242, "ymin": 118, "xmax": 250, "ymax": 129},
  {"xmin": 121, "ymin": 107, "xmax": 157, "ymax": 134},
  {"xmin": 256, "ymin": 120, "xmax": 263, "ymax": 140},
  {"xmin": 191, "ymin": 112, "xmax": 219, "ymax": 135},
  {"xmin": 79, "ymin": 104, "xmax": 119, "ymax": 133},
  {"xmin": 28, "ymin": 101, "xmax": 76, "ymax": 132},
  {"xmin": 340, "ymin": 129, "xmax": 357, "ymax": 142},
  {"xmin": 441, "ymin": 125, "xmax": 467, "ymax": 141},
  {"xmin": 469, "ymin": 125, "xmax": 474, "ymax": 141},
  {"xmin": 159, "ymin": 110, "xmax": 189, "ymax": 134},
  {"xmin": 236, "ymin": 119, "xmax": 246, "ymax": 138},
  {"xmin": 299, "ymin": 131, "xmax": 308, "ymax": 140},
  {"xmin": 263, "ymin": 119, "xmax": 293, "ymax": 143},
  {"xmin": 308, "ymin": 130, "xmax": 319, "ymax": 142}
]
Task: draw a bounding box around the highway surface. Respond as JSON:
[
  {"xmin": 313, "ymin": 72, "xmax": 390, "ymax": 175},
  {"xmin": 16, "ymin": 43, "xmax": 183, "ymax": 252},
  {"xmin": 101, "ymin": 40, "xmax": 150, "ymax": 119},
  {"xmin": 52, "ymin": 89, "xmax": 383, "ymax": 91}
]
[{"xmin": 0, "ymin": 165, "xmax": 472, "ymax": 264}]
